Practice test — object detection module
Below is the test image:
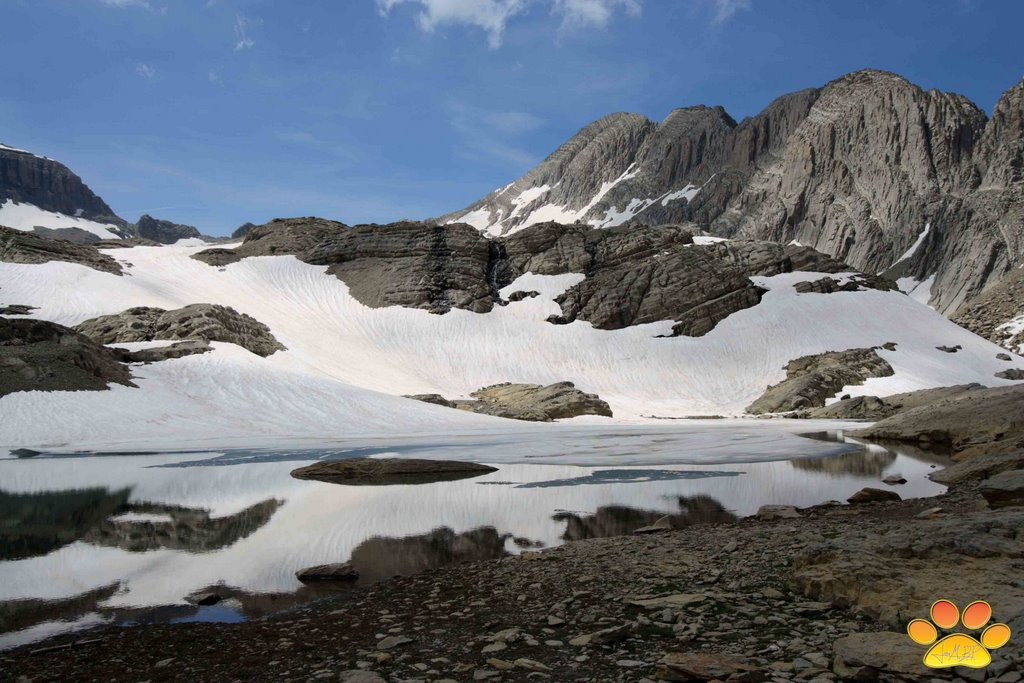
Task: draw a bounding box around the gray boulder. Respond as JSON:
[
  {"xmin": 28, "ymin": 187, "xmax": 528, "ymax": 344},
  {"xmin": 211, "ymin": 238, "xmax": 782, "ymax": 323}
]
[
  {"xmin": 996, "ymin": 368, "xmax": 1024, "ymax": 380},
  {"xmin": 746, "ymin": 347, "xmax": 894, "ymax": 414},
  {"xmin": 846, "ymin": 487, "xmax": 901, "ymax": 504},
  {"xmin": 0, "ymin": 317, "xmax": 134, "ymax": 397},
  {"xmin": 980, "ymin": 469, "xmax": 1024, "ymax": 508},
  {"xmin": 0, "ymin": 225, "xmax": 122, "ymax": 275},
  {"xmin": 295, "ymin": 563, "xmax": 359, "ymax": 583},
  {"xmin": 75, "ymin": 304, "xmax": 284, "ymax": 357}
]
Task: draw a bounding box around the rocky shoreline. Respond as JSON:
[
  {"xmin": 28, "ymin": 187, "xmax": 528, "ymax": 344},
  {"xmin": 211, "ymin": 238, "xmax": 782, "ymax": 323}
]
[{"xmin": 3, "ymin": 456, "xmax": 1021, "ymax": 683}]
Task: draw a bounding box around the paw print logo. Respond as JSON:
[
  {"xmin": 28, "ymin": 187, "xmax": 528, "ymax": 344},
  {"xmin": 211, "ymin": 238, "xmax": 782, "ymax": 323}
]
[{"xmin": 907, "ymin": 599, "xmax": 1011, "ymax": 669}]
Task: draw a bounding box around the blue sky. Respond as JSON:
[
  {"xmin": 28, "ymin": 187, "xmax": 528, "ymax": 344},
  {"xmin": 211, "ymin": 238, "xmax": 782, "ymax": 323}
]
[{"xmin": 1, "ymin": 0, "xmax": 1022, "ymax": 235}]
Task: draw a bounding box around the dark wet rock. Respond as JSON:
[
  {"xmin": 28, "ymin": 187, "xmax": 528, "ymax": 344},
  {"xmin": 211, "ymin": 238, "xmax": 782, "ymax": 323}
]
[
  {"xmin": 506, "ymin": 290, "xmax": 539, "ymax": 302},
  {"xmin": 632, "ymin": 515, "xmax": 672, "ymax": 534},
  {"xmin": 290, "ymin": 458, "xmax": 498, "ymax": 486},
  {"xmin": 996, "ymin": 368, "xmax": 1024, "ymax": 380},
  {"xmin": 75, "ymin": 304, "xmax": 284, "ymax": 357},
  {"xmin": 980, "ymin": 469, "xmax": 1024, "ymax": 508},
  {"xmin": 231, "ymin": 222, "xmax": 257, "ymax": 240},
  {"xmin": 0, "ymin": 304, "xmax": 35, "ymax": 315},
  {"xmin": 403, "ymin": 393, "xmax": 455, "ymax": 408},
  {"xmin": 998, "ymin": 352, "xmax": 1014, "ymax": 361},
  {"xmin": 800, "ymin": 383, "xmax": 986, "ymax": 420},
  {"xmin": 0, "ymin": 225, "xmax": 122, "ymax": 275},
  {"xmin": 851, "ymin": 384, "xmax": 1024, "ymax": 459},
  {"xmin": 188, "ymin": 592, "xmax": 223, "ymax": 607},
  {"xmin": 882, "ymin": 473, "xmax": 906, "ymax": 485},
  {"xmin": 122, "ymin": 340, "xmax": 212, "ymax": 363},
  {"xmin": 0, "ymin": 317, "xmax": 134, "ymax": 397},
  {"xmin": 295, "ymin": 563, "xmax": 360, "ymax": 583},
  {"xmin": 82, "ymin": 499, "xmax": 281, "ymax": 553},
  {"xmin": 746, "ymin": 348, "xmax": 894, "ymax": 414},
  {"xmin": 133, "ymin": 214, "xmax": 201, "ymax": 244},
  {"xmin": 936, "ymin": 344, "xmax": 961, "ymax": 353},
  {"xmin": 846, "ymin": 487, "xmax": 901, "ymax": 504}
]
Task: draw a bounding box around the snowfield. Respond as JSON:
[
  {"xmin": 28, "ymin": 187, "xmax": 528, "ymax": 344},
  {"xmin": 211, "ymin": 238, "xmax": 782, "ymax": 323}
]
[
  {"xmin": 0, "ymin": 199, "xmax": 122, "ymax": 240},
  {"xmin": 0, "ymin": 239, "xmax": 1015, "ymax": 451}
]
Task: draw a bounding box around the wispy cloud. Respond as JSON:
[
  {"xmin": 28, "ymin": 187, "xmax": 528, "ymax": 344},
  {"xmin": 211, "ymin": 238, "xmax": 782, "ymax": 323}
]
[
  {"xmin": 208, "ymin": 69, "xmax": 221, "ymax": 83},
  {"xmin": 99, "ymin": 0, "xmax": 151, "ymax": 8},
  {"xmin": 709, "ymin": 0, "xmax": 750, "ymax": 23},
  {"xmin": 446, "ymin": 101, "xmax": 544, "ymax": 168},
  {"xmin": 552, "ymin": 0, "xmax": 641, "ymax": 31},
  {"xmin": 234, "ymin": 13, "xmax": 255, "ymax": 50},
  {"xmin": 135, "ymin": 62, "xmax": 156, "ymax": 78},
  {"xmin": 275, "ymin": 131, "xmax": 358, "ymax": 162},
  {"xmin": 377, "ymin": 0, "xmax": 527, "ymax": 48}
]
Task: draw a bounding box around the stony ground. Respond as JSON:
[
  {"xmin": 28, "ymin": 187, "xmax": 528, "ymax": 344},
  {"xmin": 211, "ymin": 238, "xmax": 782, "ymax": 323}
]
[{"xmin": 2, "ymin": 482, "xmax": 1022, "ymax": 683}]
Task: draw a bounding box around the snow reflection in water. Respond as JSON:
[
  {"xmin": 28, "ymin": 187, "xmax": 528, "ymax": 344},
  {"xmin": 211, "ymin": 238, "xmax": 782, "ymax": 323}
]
[{"xmin": 0, "ymin": 428, "xmax": 946, "ymax": 649}]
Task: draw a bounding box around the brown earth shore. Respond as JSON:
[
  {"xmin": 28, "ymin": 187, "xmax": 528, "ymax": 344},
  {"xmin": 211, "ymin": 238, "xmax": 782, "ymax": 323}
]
[{"xmin": 2, "ymin": 468, "xmax": 1022, "ymax": 683}]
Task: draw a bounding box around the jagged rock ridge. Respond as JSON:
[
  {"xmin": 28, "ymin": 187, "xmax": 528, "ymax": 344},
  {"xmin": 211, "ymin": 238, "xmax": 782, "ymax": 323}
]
[{"xmin": 439, "ymin": 70, "xmax": 1024, "ymax": 349}]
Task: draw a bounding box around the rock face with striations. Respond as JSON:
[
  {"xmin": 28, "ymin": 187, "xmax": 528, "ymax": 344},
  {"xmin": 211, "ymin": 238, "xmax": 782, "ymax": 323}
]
[
  {"xmin": 133, "ymin": 214, "xmax": 201, "ymax": 244},
  {"xmin": 438, "ymin": 70, "xmax": 1024, "ymax": 348},
  {"xmin": 745, "ymin": 348, "xmax": 895, "ymax": 414},
  {"xmin": 75, "ymin": 304, "xmax": 284, "ymax": 357},
  {"xmin": 0, "ymin": 225, "xmax": 122, "ymax": 275},
  {"xmin": 799, "ymin": 383, "xmax": 987, "ymax": 420},
  {"xmin": 0, "ymin": 145, "xmax": 125, "ymax": 227},
  {"xmin": 0, "ymin": 317, "xmax": 135, "ymax": 397}
]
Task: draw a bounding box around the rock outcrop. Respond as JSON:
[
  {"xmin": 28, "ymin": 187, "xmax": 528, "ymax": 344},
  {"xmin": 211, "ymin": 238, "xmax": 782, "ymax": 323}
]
[
  {"xmin": 745, "ymin": 348, "xmax": 894, "ymax": 414},
  {"xmin": 133, "ymin": 214, "xmax": 201, "ymax": 244},
  {"xmin": 231, "ymin": 222, "xmax": 257, "ymax": 240},
  {"xmin": 0, "ymin": 225, "xmax": 122, "ymax": 275},
  {"xmin": 851, "ymin": 384, "xmax": 1024, "ymax": 459},
  {"xmin": 953, "ymin": 267, "xmax": 1024, "ymax": 354},
  {"xmin": 407, "ymin": 381, "xmax": 612, "ymax": 421},
  {"xmin": 290, "ymin": 458, "xmax": 497, "ymax": 486},
  {"xmin": 0, "ymin": 317, "xmax": 134, "ymax": 397},
  {"xmin": 0, "ymin": 145, "xmax": 123, "ymax": 226},
  {"xmin": 799, "ymin": 383, "xmax": 987, "ymax": 420},
  {"xmin": 438, "ymin": 70, "xmax": 1024, "ymax": 348},
  {"xmin": 75, "ymin": 304, "xmax": 284, "ymax": 357},
  {"xmin": 121, "ymin": 340, "xmax": 212, "ymax": 363}
]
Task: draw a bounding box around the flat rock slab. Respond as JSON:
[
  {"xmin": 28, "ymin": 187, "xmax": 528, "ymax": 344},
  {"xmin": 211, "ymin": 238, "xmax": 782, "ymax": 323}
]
[
  {"xmin": 627, "ymin": 593, "xmax": 706, "ymax": 610},
  {"xmin": 847, "ymin": 487, "xmax": 901, "ymax": 504},
  {"xmin": 290, "ymin": 458, "xmax": 498, "ymax": 486},
  {"xmin": 656, "ymin": 651, "xmax": 754, "ymax": 680},
  {"xmin": 831, "ymin": 631, "xmax": 923, "ymax": 677}
]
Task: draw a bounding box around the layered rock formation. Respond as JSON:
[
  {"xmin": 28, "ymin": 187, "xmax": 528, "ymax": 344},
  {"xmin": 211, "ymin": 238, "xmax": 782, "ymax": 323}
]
[
  {"xmin": 851, "ymin": 383, "xmax": 1024, "ymax": 459},
  {"xmin": 440, "ymin": 70, "xmax": 1024, "ymax": 349},
  {"xmin": 0, "ymin": 318, "xmax": 135, "ymax": 397},
  {"xmin": 407, "ymin": 381, "xmax": 612, "ymax": 421},
  {"xmin": 0, "ymin": 225, "xmax": 123, "ymax": 275},
  {"xmin": 0, "ymin": 145, "xmax": 123, "ymax": 227},
  {"xmin": 75, "ymin": 304, "xmax": 284, "ymax": 357},
  {"xmin": 798, "ymin": 383, "xmax": 987, "ymax": 420},
  {"xmin": 745, "ymin": 348, "xmax": 895, "ymax": 414}
]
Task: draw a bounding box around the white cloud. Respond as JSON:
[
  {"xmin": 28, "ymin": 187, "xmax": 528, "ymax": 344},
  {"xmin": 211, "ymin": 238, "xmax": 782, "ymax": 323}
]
[
  {"xmin": 552, "ymin": 0, "xmax": 640, "ymax": 30},
  {"xmin": 100, "ymin": 0, "xmax": 151, "ymax": 7},
  {"xmin": 710, "ymin": 0, "xmax": 750, "ymax": 23},
  {"xmin": 135, "ymin": 63, "xmax": 156, "ymax": 78},
  {"xmin": 234, "ymin": 13, "xmax": 255, "ymax": 50},
  {"xmin": 208, "ymin": 70, "xmax": 221, "ymax": 83},
  {"xmin": 377, "ymin": 0, "xmax": 528, "ymax": 48}
]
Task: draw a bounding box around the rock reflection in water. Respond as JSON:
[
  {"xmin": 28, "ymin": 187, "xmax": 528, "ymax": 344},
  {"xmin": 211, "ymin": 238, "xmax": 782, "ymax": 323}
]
[
  {"xmin": 82, "ymin": 499, "xmax": 282, "ymax": 553},
  {"xmin": 555, "ymin": 495, "xmax": 736, "ymax": 541},
  {"xmin": 789, "ymin": 450, "xmax": 896, "ymax": 477},
  {"xmin": 0, "ymin": 488, "xmax": 130, "ymax": 561},
  {"xmin": 348, "ymin": 526, "xmax": 514, "ymax": 582}
]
